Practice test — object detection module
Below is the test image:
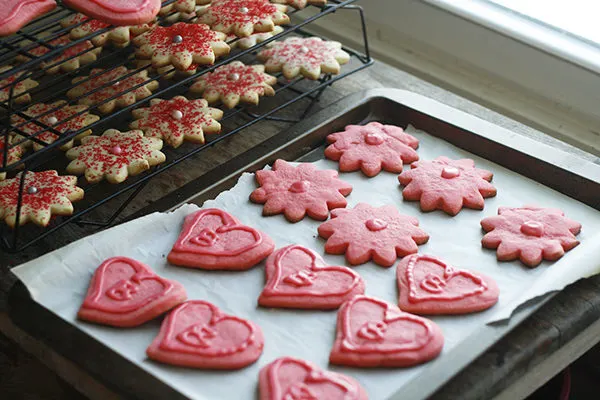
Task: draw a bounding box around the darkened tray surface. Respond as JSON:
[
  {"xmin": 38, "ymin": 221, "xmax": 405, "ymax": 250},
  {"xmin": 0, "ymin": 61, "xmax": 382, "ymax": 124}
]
[{"xmin": 9, "ymin": 89, "xmax": 600, "ymax": 400}]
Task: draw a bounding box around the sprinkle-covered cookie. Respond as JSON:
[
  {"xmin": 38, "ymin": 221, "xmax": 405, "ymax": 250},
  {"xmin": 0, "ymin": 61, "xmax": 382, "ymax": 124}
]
[
  {"xmin": 11, "ymin": 101, "xmax": 100, "ymax": 151},
  {"xmin": 272, "ymin": 0, "xmax": 327, "ymax": 9},
  {"xmin": 0, "ymin": 170, "xmax": 84, "ymax": 227},
  {"xmin": 325, "ymin": 122, "xmax": 419, "ymax": 177},
  {"xmin": 0, "ymin": 138, "xmax": 23, "ymax": 181},
  {"xmin": 399, "ymin": 156, "xmax": 497, "ymax": 216},
  {"xmin": 160, "ymin": 0, "xmax": 211, "ymax": 15},
  {"xmin": 130, "ymin": 96, "xmax": 223, "ymax": 148},
  {"xmin": 133, "ymin": 22, "xmax": 230, "ymax": 70},
  {"xmin": 196, "ymin": 0, "xmax": 289, "ymax": 37},
  {"xmin": 250, "ymin": 159, "xmax": 353, "ymax": 222},
  {"xmin": 0, "ymin": 65, "xmax": 39, "ymax": 104},
  {"xmin": 481, "ymin": 206, "xmax": 582, "ymax": 267},
  {"xmin": 67, "ymin": 67, "xmax": 159, "ymax": 114},
  {"xmin": 257, "ymin": 36, "xmax": 350, "ymax": 79},
  {"xmin": 228, "ymin": 26, "xmax": 284, "ymax": 50},
  {"xmin": 61, "ymin": 13, "xmax": 154, "ymax": 47},
  {"xmin": 189, "ymin": 61, "xmax": 277, "ymax": 108},
  {"xmin": 65, "ymin": 129, "xmax": 166, "ymax": 184},
  {"xmin": 16, "ymin": 35, "xmax": 101, "ymax": 74},
  {"xmin": 318, "ymin": 203, "xmax": 429, "ymax": 267}
]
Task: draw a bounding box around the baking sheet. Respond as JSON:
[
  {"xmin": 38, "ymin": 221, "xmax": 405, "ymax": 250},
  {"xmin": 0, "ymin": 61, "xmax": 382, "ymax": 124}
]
[{"xmin": 11, "ymin": 124, "xmax": 600, "ymax": 400}]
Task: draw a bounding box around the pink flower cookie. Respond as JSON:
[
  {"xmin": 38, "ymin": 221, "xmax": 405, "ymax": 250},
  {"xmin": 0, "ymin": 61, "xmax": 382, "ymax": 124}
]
[
  {"xmin": 78, "ymin": 257, "xmax": 187, "ymax": 327},
  {"xmin": 397, "ymin": 254, "xmax": 499, "ymax": 315},
  {"xmin": 60, "ymin": 13, "xmax": 154, "ymax": 47},
  {"xmin": 147, "ymin": 300, "xmax": 264, "ymax": 369},
  {"xmin": 318, "ymin": 203, "xmax": 429, "ymax": 267},
  {"xmin": 67, "ymin": 67, "xmax": 159, "ymax": 114},
  {"xmin": 257, "ymin": 36, "xmax": 350, "ymax": 80},
  {"xmin": 196, "ymin": 0, "xmax": 289, "ymax": 38},
  {"xmin": 0, "ymin": 65, "xmax": 39, "ymax": 104},
  {"xmin": 168, "ymin": 208, "xmax": 275, "ymax": 270},
  {"xmin": 399, "ymin": 156, "xmax": 497, "ymax": 216},
  {"xmin": 481, "ymin": 206, "xmax": 582, "ymax": 267},
  {"xmin": 272, "ymin": 0, "xmax": 327, "ymax": 10},
  {"xmin": 259, "ymin": 356, "xmax": 368, "ymax": 400},
  {"xmin": 258, "ymin": 245, "xmax": 365, "ymax": 310},
  {"xmin": 0, "ymin": 0, "xmax": 56, "ymax": 37},
  {"xmin": 130, "ymin": 96, "xmax": 223, "ymax": 148},
  {"xmin": 189, "ymin": 60, "xmax": 277, "ymax": 108},
  {"xmin": 62, "ymin": 0, "xmax": 161, "ymax": 26},
  {"xmin": 0, "ymin": 170, "xmax": 84, "ymax": 227},
  {"xmin": 250, "ymin": 159, "xmax": 353, "ymax": 223},
  {"xmin": 16, "ymin": 35, "xmax": 101, "ymax": 74},
  {"xmin": 133, "ymin": 22, "xmax": 230, "ymax": 70},
  {"xmin": 11, "ymin": 101, "xmax": 100, "ymax": 151},
  {"xmin": 329, "ymin": 295, "xmax": 444, "ymax": 368},
  {"xmin": 65, "ymin": 129, "xmax": 166, "ymax": 184},
  {"xmin": 325, "ymin": 122, "xmax": 419, "ymax": 177},
  {"xmin": 0, "ymin": 138, "xmax": 23, "ymax": 181}
]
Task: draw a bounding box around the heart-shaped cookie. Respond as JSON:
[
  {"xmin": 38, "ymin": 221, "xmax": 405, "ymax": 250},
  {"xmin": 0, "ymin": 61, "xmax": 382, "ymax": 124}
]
[
  {"xmin": 258, "ymin": 245, "xmax": 365, "ymax": 309},
  {"xmin": 329, "ymin": 295, "xmax": 443, "ymax": 367},
  {"xmin": 62, "ymin": 0, "xmax": 161, "ymax": 26},
  {"xmin": 147, "ymin": 300, "xmax": 264, "ymax": 369},
  {"xmin": 397, "ymin": 254, "xmax": 499, "ymax": 315},
  {"xmin": 0, "ymin": 0, "xmax": 57, "ymax": 36},
  {"xmin": 168, "ymin": 208, "xmax": 275, "ymax": 270},
  {"xmin": 78, "ymin": 257, "xmax": 187, "ymax": 327},
  {"xmin": 259, "ymin": 356, "xmax": 368, "ymax": 400}
]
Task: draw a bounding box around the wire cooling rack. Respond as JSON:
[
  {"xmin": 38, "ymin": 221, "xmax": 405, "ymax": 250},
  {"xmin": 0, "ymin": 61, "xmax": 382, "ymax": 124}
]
[{"xmin": 0, "ymin": 0, "xmax": 372, "ymax": 253}]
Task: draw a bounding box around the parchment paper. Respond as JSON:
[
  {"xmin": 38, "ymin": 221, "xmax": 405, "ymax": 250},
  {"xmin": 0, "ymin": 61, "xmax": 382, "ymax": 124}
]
[{"xmin": 12, "ymin": 125, "xmax": 600, "ymax": 400}]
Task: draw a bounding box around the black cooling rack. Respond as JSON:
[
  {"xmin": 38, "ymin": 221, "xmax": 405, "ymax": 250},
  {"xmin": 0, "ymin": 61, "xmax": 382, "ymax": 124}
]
[{"xmin": 0, "ymin": 0, "xmax": 372, "ymax": 253}]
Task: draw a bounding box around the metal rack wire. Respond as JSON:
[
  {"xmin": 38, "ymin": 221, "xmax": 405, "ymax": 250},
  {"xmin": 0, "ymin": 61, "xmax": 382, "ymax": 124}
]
[{"xmin": 0, "ymin": 0, "xmax": 372, "ymax": 253}]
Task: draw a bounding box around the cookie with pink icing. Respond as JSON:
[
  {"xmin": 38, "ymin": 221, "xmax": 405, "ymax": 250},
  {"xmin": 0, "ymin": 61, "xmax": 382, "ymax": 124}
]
[
  {"xmin": 0, "ymin": 0, "xmax": 56, "ymax": 36},
  {"xmin": 257, "ymin": 36, "xmax": 350, "ymax": 80},
  {"xmin": 325, "ymin": 122, "xmax": 419, "ymax": 177},
  {"xmin": 66, "ymin": 129, "xmax": 165, "ymax": 184},
  {"xmin": 481, "ymin": 206, "xmax": 582, "ymax": 267},
  {"xmin": 271, "ymin": 0, "xmax": 327, "ymax": 10},
  {"xmin": 133, "ymin": 22, "xmax": 230, "ymax": 70},
  {"xmin": 0, "ymin": 170, "xmax": 83, "ymax": 227},
  {"xmin": 147, "ymin": 300, "xmax": 264, "ymax": 369},
  {"xmin": 130, "ymin": 96, "xmax": 223, "ymax": 148},
  {"xmin": 168, "ymin": 208, "xmax": 275, "ymax": 270},
  {"xmin": 0, "ymin": 138, "xmax": 23, "ymax": 181},
  {"xmin": 318, "ymin": 203, "xmax": 429, "ymax": 267},
  {"xmin": 329, "ymin": 295, "xmax": 444, "ymax": 368},
  {"xmin": 259, "ymin": 356, "xmax": 368, "ymax": 400},
  {"xmin": 67, "ymin": 67, "xmax": 159, "ymax": 114},
  {"xmin": 60, "ymin": 13, "xmax": 155, "ymax": 47},
  {"xmin": 16, "ymin": 35, "xmax": 101, "ymax": 74},
  {"xmin": 196, "ymin": 0, "xmax": 289, "ymax": 38},
  {"xmin": 78, "ymin": 257, "xmax": 187, "ymax": 327},
  {"xmin": 258, "ymin": 245, "xmax": 365, "ymax": 310},
  {"xmin": 397, "ymin": 254, "xmax": 499, "ymax": 315},
  {"xmin": 62, "ymin": 0, "xmax": 161, "ymax": 26},
  {"xmin": 11, "ymin": 101, "xmax": 100, "ymax": 151},
  {"xmin": 399, "ymin": 156, "xmax": 497, "ymax": 215},
  {"xmin": 0, "ymin": 65, "xmax": 39, "ymax": 104},
  {"xmin": 250, "ymin": 159, "xmax": 353, "ymax": 223},
  {"xmin": 189, "ymin": 60, "xmax": 277, "ymax": 108}
]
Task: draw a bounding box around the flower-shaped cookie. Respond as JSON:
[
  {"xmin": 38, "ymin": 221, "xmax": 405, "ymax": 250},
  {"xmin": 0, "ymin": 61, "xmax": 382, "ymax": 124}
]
[
  {"xmin": 67, "ymin": 67, "xmax": 159, "ymax": 114},
  {"xmin": 133, "ymin": 22, "xmax": 230, "ymax": 70},
  {"xmin": 61, "ymin": 13, "xmax": 154, "ymax": 47},
  {"xmin": 325, "ymin": 122, "xmax": 419, "ymax": 177},
  {"xmin": 0, "ymin": 138, "xmax": 23, "ymax": 180},
  {"xmin": 272, "ymin": 0, "xmax": 327, "ymax": 9},
  {"xmin": 196, "ymin": 0, "xmax": 289, "ymax": 37},
  {"xmin": 227, "ymin": 26, "xmax": 284, "ymax": 49},
  {"xmin": 318, "ymin": 203, "xmax": 429, "ymax": 267},
  {"xmin": 66, "ymin": 129, "xmax": 166, "ymax": 184},
  {"xmin": 0, "ymin": 65, "xmax": 39, "ymax": 104},
  {"xmin": 480, "ymin": 206, "xmax": 582, "ymax": 267},
  {"xmin": 17, "ymin": 35, "xmax": 101, "ymax": 74},
  {"xmin": 399, "ymin": 156, "xmax": 497, "ymax": 216},
  {"xmin": 250, "ymin": 159, "xmax": 353, "ymax": 222},
  {"xmin": 0, "ymin": 170, "xmax": 84, "ymax": 227},
  {"xmin": 189, "ymin": 61, "xmax": 277, "ymax": 108},
  {"xmin": 160, "ymin": 0, "xmax": 211, "ymax": 15},
  {"xmin": 257, "ymin": 36, "xmax": 350, "ymax": 80},
  {"xmin": 130, "ymin": 96, "xmax": 223, "ymax": 148},
  {"xmin": 11, "ymin": 101, "xmax": 100, "ymax": 151}
]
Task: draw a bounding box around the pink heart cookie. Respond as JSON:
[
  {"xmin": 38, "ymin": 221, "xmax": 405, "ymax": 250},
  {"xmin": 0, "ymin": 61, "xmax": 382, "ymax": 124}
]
[
  {"xmin": 168, "ymin": 208, "xmax": 275, "ymax": 270},
  {"xmin": 259, "ymin": 356, "xmax": 368, "ymax": 400},
  {"xmin": 0, "ymin": 0, "xmax": 56, "ymax": 37},
  {"xmin": 146, "ymin": 300, "xmax": 264, "ymax": 369},
  {"xmin": 78, "ymin": 257, "xmax": 187, "ymax": 327},
  {"xmin": 397, "ymin": 254, "xmax": 499, "ymax": 315},
  {"xmin": 62, "ymin": 0, "xmax": 161, "ymax": 26},
  {"xmin": 258, "ymin": 245, "xmax": 365, "ymax": 310},
  {"xmin": 329, "ymin": 295, "xmax": 444, "ymax": 368}
]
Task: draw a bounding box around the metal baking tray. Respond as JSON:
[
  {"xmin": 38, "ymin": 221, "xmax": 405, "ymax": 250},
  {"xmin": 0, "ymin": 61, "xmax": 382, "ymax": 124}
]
[{"xmin": 8, "ymin": 89, "xmax": 600, "ymax": 399}]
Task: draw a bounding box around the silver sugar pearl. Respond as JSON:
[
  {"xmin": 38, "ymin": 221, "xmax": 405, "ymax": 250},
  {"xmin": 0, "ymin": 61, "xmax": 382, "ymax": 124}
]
[
  {"xmin": 172, "ymin": 35, "xmax": 183, "ymax": 44},
  {"xmin": 27, "ymin": 186, "xmax": 38, "ymax": 194},
  {"xmin": 228, "ymin": 73, "xmax": 240, "ymax": 81},
  {"xmin": 299, "ymin": 46, "xmax": 309, "ymax": 53},
  {"xmin": 239, "ymin": 6, "xmax": 249, "ymax": 13},
  {"xmin": 47, "ymin": 116, "xmax": 58, "ymax": 125}
]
